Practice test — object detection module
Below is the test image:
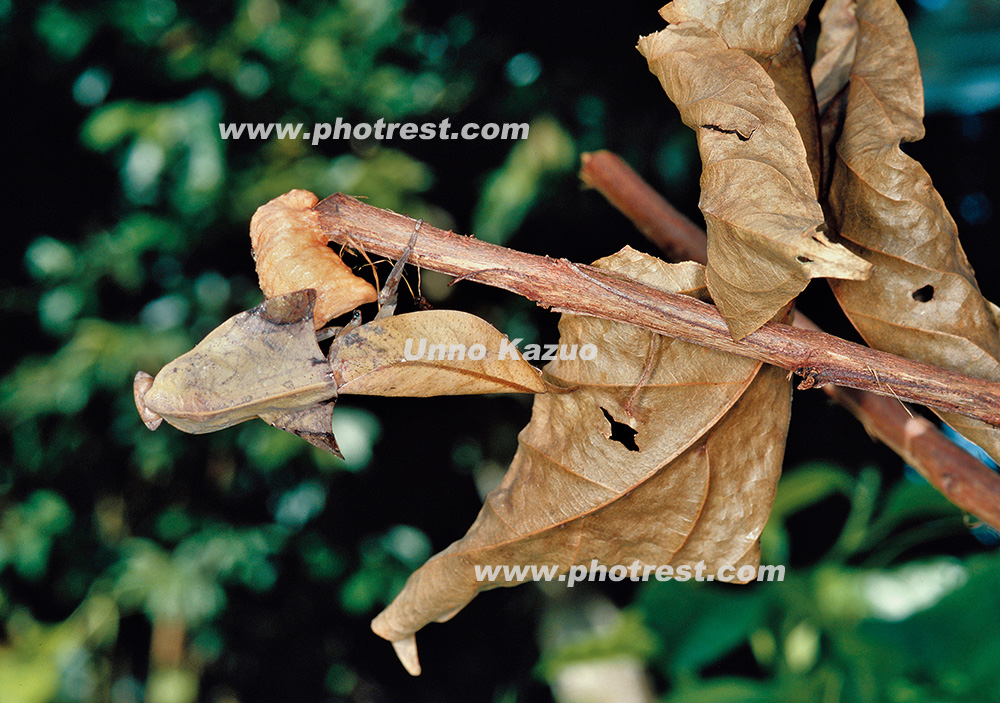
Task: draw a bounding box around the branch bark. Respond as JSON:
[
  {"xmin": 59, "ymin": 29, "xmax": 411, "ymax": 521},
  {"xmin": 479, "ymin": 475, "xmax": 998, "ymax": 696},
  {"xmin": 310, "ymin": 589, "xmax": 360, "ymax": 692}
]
[
  {"xmin": 579, "ymin": 149, "xmax": 1000, "ymax": 531},
  {"xmin": 315, "ymin": 191, "xmax": 1000, "ymax": 528}
]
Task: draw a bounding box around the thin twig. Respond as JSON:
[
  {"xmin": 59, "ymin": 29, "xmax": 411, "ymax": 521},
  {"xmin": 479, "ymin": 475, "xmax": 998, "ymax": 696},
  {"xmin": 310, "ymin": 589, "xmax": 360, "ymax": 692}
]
[{"xmin": 578, "ymin": 149, "xmax": 1000, "ymax": 531}]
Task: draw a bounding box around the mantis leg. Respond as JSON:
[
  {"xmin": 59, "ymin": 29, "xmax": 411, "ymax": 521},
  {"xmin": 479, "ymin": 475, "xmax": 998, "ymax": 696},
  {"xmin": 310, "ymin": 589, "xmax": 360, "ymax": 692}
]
[
  {"xmin": 374, "ymin": 219, "xmax": 422, "ymax": 321},
  {"xmin": 327, "ymin": 310, "xmax": 363, "ymax": 361},
  {"xmin": 326, "ymin": 219, "xmax": 421, "ymax": 358}
]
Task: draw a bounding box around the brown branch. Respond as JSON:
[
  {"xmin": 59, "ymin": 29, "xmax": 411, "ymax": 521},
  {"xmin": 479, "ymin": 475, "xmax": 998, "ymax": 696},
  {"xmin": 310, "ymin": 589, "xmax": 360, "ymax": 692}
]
[
  {"xmin": 579, "ymin": 149, "xmax": 1000, "ymax": 531},
  {"xmin": 321, "ymin": 192, "xmax": 1000, "ymax": 420},
  {"xmin": 315, "ymin": 192, "xmax": 1000, "ymax": 529},
  {"xmin": 316, "ymin": 192, "xmax": 1000, "ymax": 425}
]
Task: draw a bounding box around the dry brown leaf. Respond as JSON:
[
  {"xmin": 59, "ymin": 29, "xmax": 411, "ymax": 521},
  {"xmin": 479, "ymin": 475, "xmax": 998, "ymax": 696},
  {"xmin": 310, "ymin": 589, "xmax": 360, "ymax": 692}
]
[
  {"xmin": 370, "ymin": 248, "xmax": 791, "ymax": 675},
  {"xmin": 766, "ymin": 28, "xmax": 822, "ymax": 193},
  {"xmin": 638, "ymin": 24, "xmax": 871, "ymax": 339},
  {"xmin": 250, "ymin": 189, "xmax": 377, "ymax": 329},
  {"xmin": 812, "ymin": 0, "xmax": 858, "ymax": 114},
  {"xmin": 817, "ymin": 86, "xmax": 850, "ymax": 201},
  {"xmin": 659, "ymin": 0, "xmax": 812, "ymax": 57},
  {"xmin": 812, "ymin": 0, "xmax": 857, "ymax": 197},
  {"xmin": 827, "ymin": 0, "xmax": 1000, "ymax": 464},
  {"xmin": 331, "ymin": 310, "xmax": 552, "ymax": 396},
  {"xmin": 133, "ymin": 289, "xmax": 342, "ymax": 455}
]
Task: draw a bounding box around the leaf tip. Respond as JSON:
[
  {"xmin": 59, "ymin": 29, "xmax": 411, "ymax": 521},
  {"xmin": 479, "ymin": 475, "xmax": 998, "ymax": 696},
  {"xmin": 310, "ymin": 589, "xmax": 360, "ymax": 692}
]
[
  {"xmin": 390, "ymin": 635, "xmax": 422, "ymax": 676},
  {"xmin": 799, "ymin": 230, "xmax": 872, "ymax": 281}
]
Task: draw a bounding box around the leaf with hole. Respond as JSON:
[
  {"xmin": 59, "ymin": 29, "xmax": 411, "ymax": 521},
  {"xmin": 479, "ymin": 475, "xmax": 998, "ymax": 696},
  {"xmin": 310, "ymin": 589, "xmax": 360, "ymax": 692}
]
[
  {"xmin": 825, "ymin": 0, "xmax": 1000, "ymax": 464},
  {"xmin": 370, "ymin": 248, "xmax": 791, "ymax": 674}
]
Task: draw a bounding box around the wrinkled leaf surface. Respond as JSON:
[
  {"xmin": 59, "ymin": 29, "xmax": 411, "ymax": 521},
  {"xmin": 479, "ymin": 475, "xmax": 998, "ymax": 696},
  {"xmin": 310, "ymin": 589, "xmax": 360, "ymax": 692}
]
[
  {"xmin": 250, "ymin": 189, "xmax": 377, "ymax": 329},
  {"xmin": 639, "ymin": 23, "xmax": 870, "ymax": 339},
  {"xmin": 371, "ymin": 249, "xmax": 791, "ymax": 674},
  {"xmin": 134, "ymin": 289, "xmax": 341, "ymax": 454},
  {"xmin": 659, "ymin": 0, "xmax": 813, "ymax": 57},
  {"xmin": 766, "ymin": 28, "xmax": 822, "ymax": 193}
]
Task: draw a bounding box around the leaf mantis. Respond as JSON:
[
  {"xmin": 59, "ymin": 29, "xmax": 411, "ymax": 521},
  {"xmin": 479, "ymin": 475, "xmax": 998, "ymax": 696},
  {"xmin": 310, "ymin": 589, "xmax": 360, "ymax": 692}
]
[
  {"xmin": 133, "ymin": 223, "xmax": 424, "ymax": 457},
  {"xmin": 133, "ymin": 218, "xmax": 550, "ymax": 455}
]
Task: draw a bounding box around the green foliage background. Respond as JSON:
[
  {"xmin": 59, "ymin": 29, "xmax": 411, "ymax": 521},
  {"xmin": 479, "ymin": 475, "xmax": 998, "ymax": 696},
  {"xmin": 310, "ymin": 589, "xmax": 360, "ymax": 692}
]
[{"xmin": 2, "ymin": 1, "xmax": 1000, "ymax": 701}]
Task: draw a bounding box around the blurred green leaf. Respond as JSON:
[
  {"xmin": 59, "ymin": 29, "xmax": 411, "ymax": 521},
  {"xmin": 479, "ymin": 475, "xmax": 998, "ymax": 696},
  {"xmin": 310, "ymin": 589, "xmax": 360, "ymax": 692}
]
[
  {"xmin": 340, "ymin": 525, "xmax": 431, "ymax": 614},
  {"xmin": 35, "ymin": 4, "xmax": 94, "ymax": 60},
  {"xmin": 472, "ymin": 116, "xmax": 576, "ymax": 245},
  {"xmin": 857, "ymin": 552, "xmax": 1000, "ymax": 698},
  {"xmin": 0, "ymin": 595, "xmax": 118, "ymax": 703},
  {"xmin": 761, "ymin": 463, "xmax": 854, "ymax": 564},
  {"xmin": 536, "ymin": 611, "xmax": 659, "ymax": 681},
  {"xmin": 634, "ymin": 580, "xmax": 766, "ymax": 678},
  {"xmin": 864, "ymin": 478, "xmax": 961, "ymax": 548},
  {"xmin": 0, "ymin": 491, "xmax": 73, "ymax": 580}
]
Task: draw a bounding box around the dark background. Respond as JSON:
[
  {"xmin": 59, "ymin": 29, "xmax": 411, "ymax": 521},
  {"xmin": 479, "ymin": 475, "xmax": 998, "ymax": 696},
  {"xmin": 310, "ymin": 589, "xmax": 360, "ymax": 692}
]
[{"xmin": 2, "ymin": 1, "xmax": 1000, "ymax": 702}]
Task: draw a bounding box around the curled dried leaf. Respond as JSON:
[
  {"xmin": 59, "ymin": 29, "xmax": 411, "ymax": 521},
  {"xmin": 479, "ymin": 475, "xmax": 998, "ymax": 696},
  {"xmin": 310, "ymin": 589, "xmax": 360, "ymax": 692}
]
[
  {"xmin": 659, "ymin": 0, "xmax": 812, "ymax": 57},
  {"xmin": 371, "ymin": 248, "xmax": 791, "ymax": 673},
  {"xmin": 812, "ymin": 0, "xmax": 857, "ymax": 196},
  {"xmin": 812, "ymin": 0, "xmax": 858, "ymax": 114},
  {"xmin": 827, "ymin": 0, "xmax": 1000, "ymax": 464},
  {"xmin": 250, "ymin": 189, "xmax": 377, "ymax": 329},
  {"xmin": 638, "ymin": 23, "xmax": 871, "ymax": 339},
  {"xmin": 331, "ymin": 310, "xmax": 553, "ymax": 396}
]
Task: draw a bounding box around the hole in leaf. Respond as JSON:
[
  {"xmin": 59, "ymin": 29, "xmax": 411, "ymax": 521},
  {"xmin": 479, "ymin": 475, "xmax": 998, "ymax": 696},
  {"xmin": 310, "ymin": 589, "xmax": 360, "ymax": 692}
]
[
  {"xmin": 912, "ymin": 285, "xmax": 934, "ymax": 302},
  {"xmin": 700, "ymin": 123, "xmax": 754, "ymax": 141},
  {"xmin": 796, "ymin": 255, "xmax": 812, "ymax": 264},
  {"xmin": 600, "ymin": 407, "xmax": 639, "ymax": 452}
]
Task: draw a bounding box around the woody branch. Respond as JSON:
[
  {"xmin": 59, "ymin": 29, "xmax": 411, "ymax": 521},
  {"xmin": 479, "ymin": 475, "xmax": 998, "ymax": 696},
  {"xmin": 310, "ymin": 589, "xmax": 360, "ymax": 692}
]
[{"xmin": 316, "ymin": 190, "xmax": 1000, "ymax": 529}]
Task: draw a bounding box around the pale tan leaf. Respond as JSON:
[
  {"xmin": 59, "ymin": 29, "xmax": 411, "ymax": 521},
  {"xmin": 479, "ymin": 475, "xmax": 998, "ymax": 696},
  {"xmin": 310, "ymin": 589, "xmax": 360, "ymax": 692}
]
[
  {"xmin": 638, "ymin": 24, "xmax": 871, "ymax": 339},
  {"xmin": 391, "ymin": 636, "xmax": 421, "ymax": 677},
  {"xmin": 330, "ymin": 310, "xmax": 552, "ymax": 396},
  {"xmin": 250, "ymin": 189, "xmax": 377, "ymax": 329},
  {"xmin": 812, "ymin": 0, "xmax": 858, "ymax": 114},
  {"xmin": 766, "ymin": 28, "xmax": 822, "ymax": 193},
  {"xmin": 659, "ymin": 0, "xmax": 812, "ymax": 57},
  {"xmin": 370, "ymin": 248, "xmax": 791, "ymax": 672},
  {"xmin": 827, "ymin": 0, "xmax": 1000, "ymax": 463},
  {"xmin": 134, "ymin": 289, "xmax": 341, "ymax": 454}
]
